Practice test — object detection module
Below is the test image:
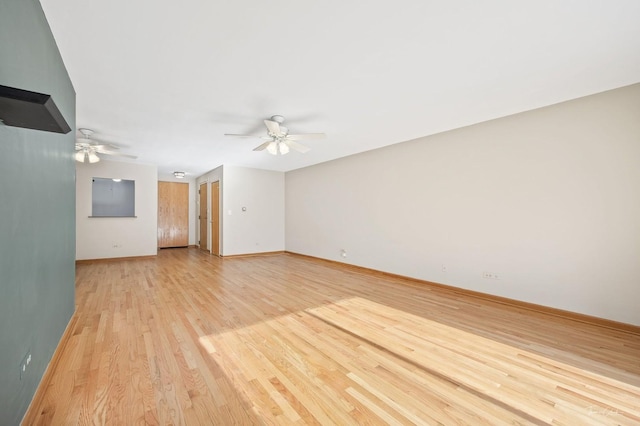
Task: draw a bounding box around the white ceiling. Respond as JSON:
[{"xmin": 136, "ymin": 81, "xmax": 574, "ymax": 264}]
[{"xmin": 40, "ymin": 1, "xmax": 640, "ymax": 179}]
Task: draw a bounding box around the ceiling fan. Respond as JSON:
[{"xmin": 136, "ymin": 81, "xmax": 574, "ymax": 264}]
[
  {"xmin": 225, "ymin": 115, "xmax": 325, "ymax": 155},
  {"xmin": 74, "ymin": 128, "xmax": 137, "ymax": 163}
]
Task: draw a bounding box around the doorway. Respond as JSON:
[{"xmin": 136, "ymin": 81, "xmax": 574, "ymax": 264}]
[
  {"xmin": 157, "ymin": 181, "xmax": 189, "ymax": 248},
  {"xmin": 199, "ymin": 182, "xmax": 208, "ymax": 251},
  {"xmin": 210, "ymin": 181, "xmax": 220, "ymax": 256}
]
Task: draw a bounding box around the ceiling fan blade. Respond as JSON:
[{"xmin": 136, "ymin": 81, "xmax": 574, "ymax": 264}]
[
  {"xmin": 253, "ymin": 141, "xmax": 272, "ymax": 151},
  {"xmin": 92, "ymin": 143, "xmax": 120, "ymax": 150},
  {"xmin": 285, "ymin": 139, "xmax": 311, "ymax": 153},
  {"xmin": 286, "ymin": 133, "xmax": 325, "ymax": 141},
  {"xmin": 224, "ymin": 133, "xmax": 264, "ymax": 138},
  {"xmin": 264, "ymin": 119, "xmax": 281, "ymax": 135},
  {"xmin": 95, "ymin": 149, "xmax": 137, "ymax": 159}
]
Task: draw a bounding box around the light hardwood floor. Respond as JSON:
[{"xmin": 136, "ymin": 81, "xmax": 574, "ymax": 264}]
[{"xmin": 25, "ymin": 248, "xmax": 640, "ymax": 425}]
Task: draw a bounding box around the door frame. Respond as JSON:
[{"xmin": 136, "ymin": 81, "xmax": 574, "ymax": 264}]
[
  {"xmin": 210, "ymin": 180, "xmax": 220, "ymax": 256},
  {"xmin": 198, "ymin": 181, "xmax": 208, "ymax": 251}
]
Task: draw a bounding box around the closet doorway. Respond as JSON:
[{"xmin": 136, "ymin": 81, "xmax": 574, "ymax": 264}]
[
  {"xmin": 157, "ymin": 181, "xmax": 189, "ymax": 248},
  {"xmin": 199, "ymin": 182, "xmax": 208, "ymax": 251},
  {"xmin": 210, "ymin": 181, "xmax": 220, "ymax": 256}
]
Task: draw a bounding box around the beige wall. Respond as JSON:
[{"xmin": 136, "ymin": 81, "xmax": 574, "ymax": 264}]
[
  {"xmin": 286, "ymin": 83, "xmax": 640, "ymax": 325},
  {"xmin": 222, "ymin": 166, "xmax": 285, "ymax": 255},
  {"xmin": 196, "ymin": 165, "xmax": 285, "ymax": 256},
  {"xmin": 76, "ymin": 160, "xmax": 158, "ymax": 260}
]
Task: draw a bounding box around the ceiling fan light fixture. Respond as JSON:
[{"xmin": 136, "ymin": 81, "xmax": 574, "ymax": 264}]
[
  {"xmin": 225, "ymin": 115, "xmax": 324, "ymax": 155},
  {"xmin": 173, "ymin": 171, "xmax": 186, "ymax": 178},
  {"xmin": 88, "ymin": 152, "xmax": 100, "ymax": 163},
  {"xmin": 278, "ymin": 141, "xmax": 290, "ymax": 155},
  {"xmin": 266, "ymin": 141, "xmax": 278, "ymax": 155},
  {"xmin": 75, "ymin": 128, "xmax": 137, "ymax": 162}
]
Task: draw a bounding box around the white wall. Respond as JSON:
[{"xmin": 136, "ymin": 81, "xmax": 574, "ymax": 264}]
[
  {"xmin": 286, "ymin": 83, "xmax": 640, "ymax": 326},
  {"xmin": 76, "ymin": 160, "xmax": 158, "ymax": 260},
  {"xmin": 196, "ymin": 165, "xmax": 285, "ymax": 256},
  {"xmin": 223, "ymin": 166, "xmax": 285, "ymax": 256}
]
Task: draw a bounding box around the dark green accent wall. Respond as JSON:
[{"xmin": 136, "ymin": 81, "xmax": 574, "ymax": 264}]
[{"xmin": 0, "ymin": 1, "xmax": 76, "ymax": 424}]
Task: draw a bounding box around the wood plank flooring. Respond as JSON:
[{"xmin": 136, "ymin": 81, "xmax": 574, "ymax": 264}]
[{"xmin": 24, "ymin": 248, "xmax": 640, "ymax": 425}]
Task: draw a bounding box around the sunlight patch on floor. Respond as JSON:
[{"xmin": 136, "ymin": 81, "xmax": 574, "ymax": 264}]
[{"xmin": 196, "ymin": 296, "xmax": 640, "ymax": 425}]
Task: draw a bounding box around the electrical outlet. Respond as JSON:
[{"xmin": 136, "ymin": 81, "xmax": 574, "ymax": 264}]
[
  {"xmin": 442, "ymin": 265, "xmax": 447, "ymax": 272},
  {"xmin": 340, "ymin": 249, "xmax": 347, "ymax": 258},
  {"xmin": 482, "ymin": 271, "xmax": 500, "ymax": 280}
]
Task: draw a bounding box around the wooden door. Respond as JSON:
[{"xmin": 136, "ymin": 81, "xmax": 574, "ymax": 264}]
[
  {"xmin": 158, "ymin": 181, "xmax": 189, "ymax": 248},
  {"xmin": 210, "ymin": 181, "xmax": 220, "ymax": 255},
  {"xmin": 199, "ymin": 182, "xmax": 208, "ymax": 251}
]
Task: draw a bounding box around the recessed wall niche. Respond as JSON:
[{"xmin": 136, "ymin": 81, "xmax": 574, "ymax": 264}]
[{"xmin": 91, "ymin": 177, "xmax": 135, "ymax": 217}]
